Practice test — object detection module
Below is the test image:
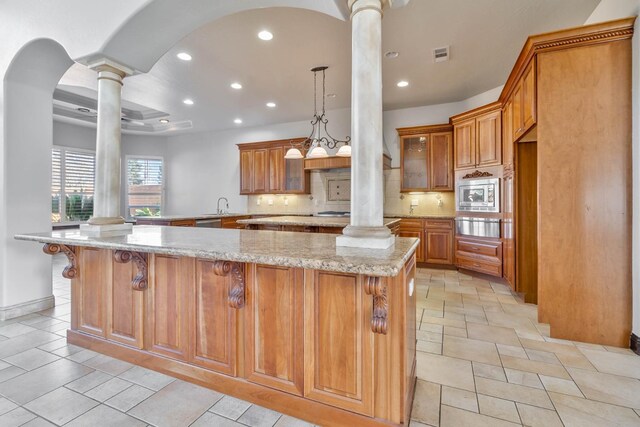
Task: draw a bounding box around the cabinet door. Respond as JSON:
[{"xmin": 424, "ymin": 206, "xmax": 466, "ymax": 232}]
[
  {"xmin": 284, "ymin": 155, "xmax": 308, "ymax": 194},
  {"xmin": 522, "ymin": 60, "xmax": 537, "ymax": 132},
  {"xmin": 503, "ymin": 99, "xmax": 514, "ymax": 167},
  {"xmin": 240, "ymin": 150, "xmax": 253, "ymax": 194},
  {"xmin": 191, "ymin": 259, "xmax": 238, "ymax": 376},
  {"xmin": 108, "ymin": 259, "xmax": 144, "ymax": 348},
  {"xmin": 398, "ymin": 230, "xmax": 424, "ymax": 262},
  {"xmin": 252, "ymin": 149, "xmax": 268, "ymax": 194},
  {"xmin": 425, "ymin": 229, "xmax": 453, "ymax": 265},
  {"xmin": 73, "ymin": 247, "xmax": 109, "ymax": 338},
  {"xmin": 400, "ymin": 136, "xmax": 429, "ymax": 191},
  {"xmin": 502, "ymin": 170, "xmax": 515, "ymax": 288},
  {"xmin": 476, "ymin": 110, "xmax": 502, "ymax": 167},
  {"xmin": 429, "ymin": 132, "xmax": 453, "ymax": 191},
  {"xmin": 512, "ymin": 81, "xmax": 524, "ymax": 140},
  {"xmin": 267, "ymin": 146, "xmax": 284, "ymax": 193},
  {"xmin": 454, "ymin": 119, "xmax": 476, "ymax": 169},
  {"xmin": 304, "ymin": 270, "xmax": 373, "ymax": 416},
  {"xmin": 246, "ymin": 265, "xmax": 303, "ymax": 395}
]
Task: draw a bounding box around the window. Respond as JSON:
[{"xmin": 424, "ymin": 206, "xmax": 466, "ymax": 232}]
[
  {"xmin": 126, "ymin": 156, "xmax": 164, "ymax": 218},
  {"xmin": 51, "ymin": 147, "xmax": 95, "ymax": 223}
]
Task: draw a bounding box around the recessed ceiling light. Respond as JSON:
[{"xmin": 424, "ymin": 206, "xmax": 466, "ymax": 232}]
[
  {"xmin": 159, "ymin": 119, "xmax": 170, "ymax": 124},
  {"xmin": 326, "ymin": 93, "xmax": 337, "ymax": 98},
  {"xmin": 385, "ymin": 51, "xmax": 399, "ymax": 59},
  {"xmin": 230, "ymin": 82, "xmax": 243, "ymax": 90},
  {"xmin": 183, "ymin": 99, "xmax": 194, "ymax": 105},
  {"xmin": 176, "ymin": 52, "xmax": 192, "ymax": 61},
  {"xmin": 234, "ymin": 118, "xmax": 243, "ymax": 124},
  {"xmin": 266, "ymin": 102, "xmax": 276, "ymax": 108},
  {"xmin": 258, "ymin": 30, "xmax": 273, "ymax": 41},
  {"xmin": 397, "ymin": 80, "xmax": 409, "ymax": 88}
]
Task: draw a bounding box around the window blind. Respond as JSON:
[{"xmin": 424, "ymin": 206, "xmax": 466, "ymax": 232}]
[
  {"xmin": 127, "ymin": 157, "xmax": 163, "ymax": 218},
  {"xmin": 51, "ymin": 147, "xmax": 95, "ymax": 223}
]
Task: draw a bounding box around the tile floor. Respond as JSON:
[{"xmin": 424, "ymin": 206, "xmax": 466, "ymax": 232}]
[{"xmin": 0, "ymin": 257, "xmax": 639, "ymax": 426}]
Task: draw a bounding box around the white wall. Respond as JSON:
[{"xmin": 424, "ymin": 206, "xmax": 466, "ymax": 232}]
[
  {"xmin": 53, "ymin": 121, "xmax": 169, "ymax": 219},
  {"xmin": 585, "ymin": 0, "xmax": 640, "ymax": 338},
  {"xmin": 164, "ymin": 86, "xmax": 503, "ymax": 216}
]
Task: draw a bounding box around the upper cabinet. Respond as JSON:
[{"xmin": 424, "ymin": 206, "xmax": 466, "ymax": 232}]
[
  {"xmin": 451, "ymin": 103, "xmax": 502, "ymax": 170},
  {"xmin": 397, "ymin": 124, "xmax": 453, "ymax": 192},
  {"xmin": 238, "ymin": 138, "xmax": 310, "ymax": 195}
]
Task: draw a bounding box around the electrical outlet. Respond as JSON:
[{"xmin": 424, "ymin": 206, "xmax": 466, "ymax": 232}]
[
  {"xmin": 268, "ymin": 199, "xmax": 274, "ymax": 206},
  {"xmin": 411, "ymin": 198, "xmax": 419, "ymax": 207},
  {"xmin": 256, "ymin": 198, "xmax": 261, "ymax": 206},
  {"xmin": 284, "ymin": 198, "xmax": 289, "ymax": 206}
]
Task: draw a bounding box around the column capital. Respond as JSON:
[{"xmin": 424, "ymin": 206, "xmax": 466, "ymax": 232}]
[
  {"xmin": 348, "ymin": 0, "xmax": 384, "ymax": 17},
  {"xmin": 87, "ymin": 57, "xmax": 134, "ymax": 78}
]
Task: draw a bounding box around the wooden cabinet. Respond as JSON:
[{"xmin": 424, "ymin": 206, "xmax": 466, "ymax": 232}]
[
  {"xmin": 510, "ymin": 59, "xmax": 537, "ymax": 141},
  {"xmin": 221, "ymin": 215, "xmax": 251, "ymax": 229},
  {"xmin": 304, "ymin": 270, "xmax": 373, "ymax": 416},
  {"xmin": 502, "ymin": 99, "xmax": 514, "ymax": 167},
  {"xmin": 424, "ymin": 220, "xmax": 454, "ymax": 265},
  {"xmin": 452, "ymin": 103, "xmax": 502, "ymax": 170},
  {"xmin": 502, "ymin": 167, "xmax": 515, "ymax": 288},
  {"xmin": 397, "ymin": 124, "xmax": 453, "ymax": 192},
  {"xmin": 239, "ymin": 138, "xmax": 310, "ymax": 195},
  {"xmin": 399, "ymin": 218, "xmax": 454, "ymax": 265},
  {"xmin": 455, "ymin": 236, "xmax": 503, "ymax": 277}
]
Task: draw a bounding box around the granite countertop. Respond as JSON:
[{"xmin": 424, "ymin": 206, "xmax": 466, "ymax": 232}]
[
  {"xmin": 135, "ymin": 213, "xmax": 250, "ymax": 221},
  {"xmin": 16, "ymin": 226, "xmax": 419, "ymax": 277},
  {"xmin": 238, "ymin": 215, "xmax": 400, "ymax": 228},
  {"xmin": 384, "ymin": 213, "xmax": 456, "ymax": 219}
]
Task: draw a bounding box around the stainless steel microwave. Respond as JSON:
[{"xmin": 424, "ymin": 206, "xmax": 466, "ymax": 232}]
[{"xmin": 457, "ymin": 177, "xmax": 500, "ymax": 212}]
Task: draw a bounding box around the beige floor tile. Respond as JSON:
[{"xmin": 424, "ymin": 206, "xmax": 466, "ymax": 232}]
[
  {"xmin": 3, "ymin": 348, "xmax": 60, "ymax": 371},
  {"xmin": 473, "ymin": 362, "xmax": 506, "ymax": 382},
  {"xmin": 604, "ymin": 346, "xmax": 636, "ymax": 355},
  {"xmin": 475, "ymin": 377, "xmax": 553, "ymax": 409},
  {"xmin": 0, "ymin": 323, "xmax": 37, "ymax": 338},
  {"xmin": 568, "ymin": 367, "xmax": 640, "ymax": 409},
  {"xmin": 420, "ymin": 323, "xmax": 444, "ymax": 334},
  {"xmin": 477, "ymin": 394, "xmax": 520, "ymax": 423},
  {"xmin": 443, "ymin": 335, "xmax": 501, "ymax": 366},
  {"xmin": 21, "ymin": 417, "xmax": 56, "ymax": 427},
  {"xmin": 555, "ymin": 352, "xmax": 596, "ymax": 371},
  {"xmin": 24, "ymin": 387, "xmax": 99, "ymax": 425},
  {"xmin": 500, "ymin": 355, "xmax": 571, "ymax": 379},
  {"xmin": 443, "ymin": 326, "xmax": 467, "ymax": 338},
  {"xmin": 422, "ymin": 316, "xmax": 466, "ymax": 329},
  {"xmin": 65, "ymin": 404, "xmax": 145, "ymax": 427},
  {"xmin": 85, "ymin": 377, "xmax": 133, "ymax": 402},
  {"xmin": 441, "ymin": 386, "xmax": 478, "ymax": 413},
  {"xmin": 520, "ymin": 337, "xmax": 581, "ymax": 356},
  {"xmin": 0, "ymin": 330, "xmax": 61, "ymax": 359},
  {"xmin": 411, "ymin": 380, "xmax": 440, "ymax": 426},
  {"xmin": 82, "ymin": 354, "xmax": 133, "ymax": 376},
  {"xmin": 237, "ymin": 404, "xmax": 282, "ymax": 427},
  {"xmin": 118, "ymin": 365, "xmax": 175, "ymax": 391},
  {"xmin": 549, "ymin": 391, "xmax": 640, "ymax": 427},
  {"xmin": 209, "ymin": 395, "xmax": 252, "ymax": 420},
  {"xmin": 485, "ymin": 312, "xmax": 539, "ymax": 334},
  {"xmin": 0, "ymin": 407, "xmax": 37, "ymax": 427},
  {"xmin": 129, "ymin": 380, "xmax": 223, "ymax": 427},
  {"xmin": 467, "ymin": 323, "xmax": 521, "ymax": 347},
  {"xmin": 516, "ymin": 403, "xmax": 563, "ymax": 427},
  {"xmin": 0, "ymin": 365, "xmax": 26, "ymax": 383},
  {"xmin": 504, "ymin": 368, "xmax": 543, "ymax": 389},
  {"xmin": 539, "ymin": 375, "xmax": 583, "ymax": 397},
  {"xmin": 440, "ymin": 405, "xmax": 520, "ymax": 427},
  {"xmin": 417, "ymin": 330, "xmax": 442, "ymax": 343},
  {"xmin": 104, "ymin": 384, "xmax": 154, "ymax": 413},
  {"xmin": 271, "ymin": 415, "xmax": 312, "ymax": 427},
  {"xmin": 66, "ymin": 370, "xmax": 114, "ymax": 393},
  {"xmin": 525, "ymin": 349, "xmax": 561, "ymax": 365},
  {"xmin": 192, "ymin": 411, "xmax": 244, "ymax": 426},
  {"xmin": 416, "ymin": 352, "xmax": 475, "ymax": 391},
  {"xmin": 417, "ymin": 340, "xmax": 442, "ymax": 355},
  {"xmin": 579, "ymin": 348, "xmax": 640, "ymax": 380},
  {"xmin": 497, "ymin": 344, "xmax": 528, "ymax": 359},
  {"xmin": 0, "ymin": 397, "xmax": 18, "ymax": 416}
]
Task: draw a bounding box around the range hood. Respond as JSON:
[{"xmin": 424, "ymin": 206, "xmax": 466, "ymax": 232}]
[{"xmin": 304, "ymin": 154, "xmax": 392, "ymax": 170}]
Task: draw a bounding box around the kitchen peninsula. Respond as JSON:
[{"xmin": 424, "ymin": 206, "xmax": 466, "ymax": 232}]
[
  {"xmin": 240, "ymin": 215, "xmax": 401, "ymax": 234},
  {"xmin": 16, "ymin": 226, "xmax": 419, "ymax": 426}
]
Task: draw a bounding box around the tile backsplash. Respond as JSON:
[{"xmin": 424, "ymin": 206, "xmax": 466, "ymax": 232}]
[{"xmin": 246, "ymin": 168, "xmax": 455, "ymax": 217}]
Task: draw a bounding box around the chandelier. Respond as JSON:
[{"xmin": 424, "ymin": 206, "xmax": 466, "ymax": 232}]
[{"xmin": 284, "ymin": 66, "xmax": 351, "ymax": 159}]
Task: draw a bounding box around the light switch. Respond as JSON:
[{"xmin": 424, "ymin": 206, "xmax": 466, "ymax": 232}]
[
  {"xmin": 411, "ymin": 198, "xmax": 419, "ymax": 207},
  {"xmin": 268, "ymin": 199, "xmax": 274, "ymax": 206},
  {"xmin": 284, "ymin": 198, "xmax": 289, "ymax": 206},
  {"xmin": 256, "ymin": 197, "xmax": 261, "ymax": 206}
]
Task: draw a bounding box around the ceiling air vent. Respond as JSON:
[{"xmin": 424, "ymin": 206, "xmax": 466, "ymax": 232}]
[{"xmin": 433, "ymin": 46, "xmax": 450, "ymax": 63}]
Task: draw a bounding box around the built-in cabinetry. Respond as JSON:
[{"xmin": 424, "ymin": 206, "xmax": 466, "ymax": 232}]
[
  {"xmin": 238, "ymin": 138, "xmax": 310, "ymax": 195},
  {"xmin": 397, "ymin": 124, "xmax": 453, "ymax": 192},
  {"xmin": 398, "ymin": 218, "xmax": 454, "ymax": 265},
  {"xmin": 451, "ymin": 103, "xmax": 502, "ymax": 170},
  {"xmin": 455, "ymin": 235, "xmax": 503, "ymax": 277}
]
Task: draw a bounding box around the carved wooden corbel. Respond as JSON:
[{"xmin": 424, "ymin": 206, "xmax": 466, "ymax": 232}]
[
  {"xmin": 43, "ymin": 243, "xmax": 78, "ymax": 279},
  {"xmin": 114, "ymin": 250, "xmax": 148, "ymax": 291},
  {"xmin": 213, "ymin": 261, "xmax": 245, "ymax": 309},
  {"xmin": 365, "ymin": 276, "xmax": 388, "ymax": 335}
]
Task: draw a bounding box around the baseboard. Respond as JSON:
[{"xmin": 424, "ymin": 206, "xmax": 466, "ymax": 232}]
[
  {"xmin": 631, "ymin": 333, "xmax": 640, "ymax": 356},
  {"xmin": 0, "ymin": 295, "xmax": 55, "ymax": 321}
]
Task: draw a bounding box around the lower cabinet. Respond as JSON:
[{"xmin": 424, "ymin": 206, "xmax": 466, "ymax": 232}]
[
  {"xmin": 399, "ymin": 218, "xmax": 455, "ymax": 265},
  {"xmin": 303, "ymin": 270, "xmax": 374, "ymax": 416},
  {"xmin": 455, "ymin": 236, "xmax": 503, "ymax": 277},
  {"xmin": 398, "ymin": 219, "xmax": 424, "ymax": 263}
]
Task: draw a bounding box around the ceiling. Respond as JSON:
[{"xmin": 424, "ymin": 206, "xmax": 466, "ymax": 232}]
[{"xmin": 56, "ymin": 0, "xmax": 601, "ymax": 135}]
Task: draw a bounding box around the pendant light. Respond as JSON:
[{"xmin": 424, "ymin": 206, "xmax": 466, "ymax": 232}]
[{"xmin": 284, "ymin": 66, "xmax": 351, "ymax": 159}]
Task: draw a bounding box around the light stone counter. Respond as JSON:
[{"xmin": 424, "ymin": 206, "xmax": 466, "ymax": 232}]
[
  {"xmin": 134, "ymin": 213, "xmax": 248, "ymax": 222},
  {"xmin": 238, "ymin": 215, "xmax": 400, "ymax": 228},
  {"xmin": 16, "ymin": 226, "xmax": 419, "ymax": 277},
  {"xmin": 384, "ymin": 213, "xmax": 456, "ymax": 219}
]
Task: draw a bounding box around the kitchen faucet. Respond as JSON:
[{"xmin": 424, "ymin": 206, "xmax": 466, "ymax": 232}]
[{"xmin": 216, "ymin": 197, "xmax": 229, "ymax": 215}]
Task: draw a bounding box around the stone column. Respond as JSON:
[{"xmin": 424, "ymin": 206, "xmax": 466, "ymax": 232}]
[
  {"xmin": 80, "ymin": 60, "xmax": 133, "ymax": 237},
  {"xmin": 337, "ymin": 0, "xmax": 394, "ymax": 249}
]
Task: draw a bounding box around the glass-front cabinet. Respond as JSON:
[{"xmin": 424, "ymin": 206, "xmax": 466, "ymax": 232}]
[{"xmin": 401, "ymin": 135, "xmax": 429, "ymax": 191}]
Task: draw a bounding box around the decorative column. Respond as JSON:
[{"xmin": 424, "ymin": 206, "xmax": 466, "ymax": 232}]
[
  {"xmin": 337, "ymin": 0, "xmax": 394, "ymax": 249},
  {"xmin": 80, "ymin": 60, "xmax": 133, "ymax": 237}
]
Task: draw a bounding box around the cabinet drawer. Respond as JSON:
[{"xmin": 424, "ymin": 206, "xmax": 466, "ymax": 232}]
[
  {"xmin": 425, "ymin": 219, "xmax": 453, "ymax": 230},
  {"xmin": 456, "ymin": 238, "xmax": 501, "ymax": 258},
  {"xmin": 170, "ymin": 219, "xmax": 196, "ymax": 227},
  {"xmin": 456, "ymin": 253, "xmax": 502, "ymax": 277},
  {"xmin": 399, "ymin": 219, "xmax": 423, "ymax": 230}
]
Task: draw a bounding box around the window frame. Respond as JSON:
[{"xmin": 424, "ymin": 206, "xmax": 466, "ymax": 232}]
[
  {"xmin": 125, "ymin": 154, "xmax": 165, "ymax": 220},
  {"xmin": 52, "ymin": 145, "xmax": 96, "ymax": 226}
]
